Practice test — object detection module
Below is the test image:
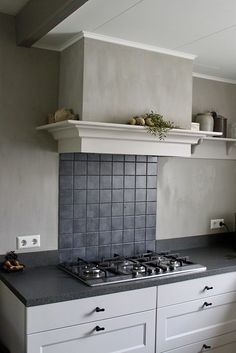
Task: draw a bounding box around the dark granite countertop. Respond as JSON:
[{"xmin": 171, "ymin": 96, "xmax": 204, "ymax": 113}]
[{"xmin": 1, "ymin": 246, "xmax": 236, "ymax": 307}]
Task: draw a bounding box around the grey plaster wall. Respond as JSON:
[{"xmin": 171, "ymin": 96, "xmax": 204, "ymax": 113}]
[
  {"xmin": 59, "ymin": 38, "xmax": 193, "ymax": 128},
  {"xmin": 0, "ymin": 13, "xmax": 59, "ymax": 254},
  {"xmin": 193, "ymin": 77, "xmax": 236, "ymax": 135}
]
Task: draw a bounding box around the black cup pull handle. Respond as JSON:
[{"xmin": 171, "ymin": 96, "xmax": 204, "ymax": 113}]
[
  {"xmin": 203, "ymin": 302, "xmax": 212, "ymax": 308},
  {"xmin": 95, "ymin": 325, "xmax": 105, "ymax": 332},
  {"xmin": 204, "ymin": 286, "xmax": 213, "ymax": 291},
  {"xmin": 95, "ymin": 307, "xmax": 105, "ymax": 312},
  {"xmin": 202, "ymin": 344, "xmax": 211, "ymax": 350}
]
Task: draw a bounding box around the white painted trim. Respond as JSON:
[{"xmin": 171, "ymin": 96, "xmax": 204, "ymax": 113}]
[
  {"xmin": 193, "ymin": 72, "xmax": 236, "ymax": 85},
  {"xmin": 35, "ymin": 30, "xmax": 196, "ymax": 60}
]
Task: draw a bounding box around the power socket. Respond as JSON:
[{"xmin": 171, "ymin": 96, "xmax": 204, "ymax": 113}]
[
  {"xmin": 210, "ymin": 219, "xmax": 224, "ymax": 230},
  {"xmin": 17, "ymin": 235, "xmax": 40, "ymax": 250}
]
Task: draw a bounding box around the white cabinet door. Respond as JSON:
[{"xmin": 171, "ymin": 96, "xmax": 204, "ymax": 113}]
[
  {"xmin": 156, "ymin": 291, "xmax": 236, "ymax": 352},
  {"xmin": 162, "ymin": 331, "xmax": 236, "ymax": 353},
  {"xmin": 27, "ymin": 310, "xmax": 155, "ymax": 353}
]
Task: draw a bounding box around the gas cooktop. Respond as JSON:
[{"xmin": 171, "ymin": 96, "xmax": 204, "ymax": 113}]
[{"xmin": 59, "ymin": 251, "xmax": 207, "ymax": 286}]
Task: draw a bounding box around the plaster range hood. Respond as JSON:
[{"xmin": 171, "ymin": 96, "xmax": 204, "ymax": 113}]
[{"xmin": 37, "ymin": 120, "xmax": 221, "ymax": 157}]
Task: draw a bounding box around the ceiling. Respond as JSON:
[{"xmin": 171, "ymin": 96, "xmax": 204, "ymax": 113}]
[
  {"xmin": 34, "ymin": 0, "xmax": 236, "ymax": 81},
  {"xmin": 0, "ymin": 0, "xmax": 30, "ymax": 15}
]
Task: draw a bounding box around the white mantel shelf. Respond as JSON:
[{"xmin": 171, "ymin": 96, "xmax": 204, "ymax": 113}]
[{"xmin": 36, "ymin": 120, "xmax": 223, "ymax": 158}]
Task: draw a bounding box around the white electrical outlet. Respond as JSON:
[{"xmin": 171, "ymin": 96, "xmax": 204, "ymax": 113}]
[
  {"xmin": 210, "ymin": 219, "xmax": 224, "ymax": 230},
  {"xmin": 17, "ymin": 235, "xmax": 40, "ymax": 249}
]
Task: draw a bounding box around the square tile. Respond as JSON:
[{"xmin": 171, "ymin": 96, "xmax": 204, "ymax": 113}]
[
  {"xmin": 135, "ymin": 228, "xmax": 146, "ymax": 241},
  {"xmin": 87, "ymin": 175, "xmax": 99, "ymax": 189},
  {"xmin": 60, "ymin": 205, "xmax": 73, "ymax": 219},
  {"xmin": 146, "ymin": 202, "xmax": 156, "ymax": 215},
  {"xmin": 147, "ymin": 189, "xmax": 157, "ymax": 201},
  {"xmin": 135, "ymin": 215, "xmax": 146, "ymax": 229},
  {"xmin": 146, "ymin": 228, "xmax": 156, "ymax": 240},
  {"xmin": 146, "ymin": 215, "xmax": 156, "ymax": 228},
  {"xmin": 123, "ymin": 229, "xmax": 135, "ymax": 242},
  {"xmin": 136, "ymin": 189, "xmax": 146, "ymax": 202},
  {"xmin": 99, "ymin": 217, "xmax": 112, "ymax": 231},
  {"xmin": 113, "ymin": 155, "xmax": 124, "ymax": 162},
  {"xmin": 100, "ymin": 161, "xmax": 112, "ymax": 175},
  {"xmin": 60, "ymin": 189, "xmax": 73, "ymax": 205},
  {"xmin": 86, "ymin": 232, "xmax": 99, "ymax": 246},
  {"xmin": 147, "ymin": 163, "xmax": 157, "ymax": 175},
  {"xmin": 74, "ymin": 153, "xmax": 87, "ymax": 160},
  {"xmin": 136, "ymin": 155, "xmax": 147, "ymax": 162},
  {"xmin": 59, "ymin": 249, "xmax": 72, "ymax": 262},
  {"xmin": 124, "ymin": 175, "xmax": 135, "ymax": 188},
  {"xmin": 73, "ymin": 233, "xmax": 87, "ymax": 248},
  {"xmin": 74, "ymin": 176, "xmax": 86, "ymax": 189},
  {"xmin": 101, "ymin": 154, "xmax": 112, "ymax": 161},
  {"xmin": 112, "ymin": 217, "xmax": 123, "ymax": 230},
  {"xmin": 145, "ymin": 240, "xmax": 156, "ymax": 252},
  {"xmin": 86, "ymin": 246, "xmax": 98, "ymax": 261},
  {"xmin": 125, "ymin": 155, "xmax": 135, "ymax": 161},
  {"xmin": 136, "ymin": 176, "xmax": 146, "ymax": 188},
  {"xmin": 59, "ymin": 219, "xmax": 73, "ymax": 234},
  {"xmin": 124, "ymin": 189, "xmax": 135, "ymax": 202},
  {"xmin": 112, "ymin": 230, "xmax": 123, "ymax": 244},
  {"xmin": 60, "ymin": 153, "xmax": 74, "ymax": 161},
  {"xmin": 87, "ymin": 190, "xmax": 99, "ymax": 203},
  {"xmin": 87, "ymin": 218, "xmax": 99, "ymax": 232},
  {"xmin": 59, "ymin": 234, "xmax": 73, "ymax": 249},
  {"xmin": 74, "ymin": 190, "xmax": 86, "ymax": 204},
  {"xmin": 87, "ymin": 204, "xmax": 99, "ymax": 218},
  {"xmin": 147, "ymin": 176, "xmax": 157, "ymax": 188},
  {"xmin": 135, "ymin": 202, "xmax": 146, "ymax": 215},
  {"xmin": 72, "ymin": 248, "xmax": 86, "ymax": 260},
  {"xmin": 124, "ymin": 216, "xmax": 135, "ymax": 229},
  {"xmin": 59, "ymin": 161, "xmax": 73, "ymax": 176},
  {"xmin": 73, "ymin": 218, "xmax": 86, "ymax": 233},
  {"xmin": 113, "ymin": 162, "xmax": 124, "ymax": 175},
  {"xmin": 123, "ymin": 243, "xmax": 134, "ymax": 257},
  {"xmin": 74, "ymin": 204, "xmax": 86, "ymax": 218},
  {"xmin": 112, "ymin": 203, "xmax": 123, "ymax": 217},
  {"xmin": 100, "ymin": 175, "xmax": 112, "ymax": 189},
  {"xmin": 111, "ymin": 244, "xmax": 123, "ymax": 256},
  {"xmin": 88, "ymin": 161, "xmax": 99, "ymax": 175},
  {"xmin": 59, "ymin": 176, "xmax": 73, "ymax": 190},
  {"xmin": 136, "ymin": 163, "xmax": 146, "ymax": 175},
  {"xmin": 112, "ymin": 189, "xmax": 123, "ymax": 203},
  {"xmin": 99, "ymin": 231, "xmax": 112, "ymax": 246},
  {"xmin": 100, "ymin": 203, "xmax": 112, "ymax": 217},
  {"xmin": 113, "ymin": 175, "xmax": 123, "ymax": 189},
  {"xmin": 99, "ymin": 245, "xmax": 111, "ymax": 258},
  {"xmin": 74, "ymin": 161, "xmax": 87, "ymax": 175},
  {"xmin": 148, "ymin": 156, "xmax": 158, "ymax": 163},
  {"xmin": 134, "ymin": 242, "xmax": 146, "ymax": 254},
  {"xmin": 124, "ymin": 202, "xmax": 135, "ymax": 216},
  {"xmin": 125, "ymin": 162, "xmax": 135, "ymax": 175},
  {"xmin": 100, "ymin": 190, "xmax": 112, "ymax": 203},
  {"xmin": 88, "ymin": 154, "xmax": 99, "ymax": 161}
]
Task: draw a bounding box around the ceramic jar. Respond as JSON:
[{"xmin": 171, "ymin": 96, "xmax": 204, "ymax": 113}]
[{"xmin": 195, "ymin": 113, "xmax": 214, "ymax": 131}]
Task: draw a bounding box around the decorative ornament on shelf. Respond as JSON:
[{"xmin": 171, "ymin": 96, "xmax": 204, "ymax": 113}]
[
  {"xmin": 128, "ymin": 111, "xmax": 175, "ymax": 140},
  {"xmin": 47, "ymin": 108, "xmax": 79, "ymax": 124}
]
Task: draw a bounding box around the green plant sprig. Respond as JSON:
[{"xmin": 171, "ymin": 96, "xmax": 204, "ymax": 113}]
[{"xmin": 144, "ymin": 111, "xmax": 174, "ymax": 140}]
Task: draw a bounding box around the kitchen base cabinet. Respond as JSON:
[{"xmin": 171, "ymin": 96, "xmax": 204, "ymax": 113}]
[
  {"xmin": 27, "ymin": 310, "xmax": 155, "ymax": 353},
  {"xmin": 162, "ymin": 331, "xmax": 236, "ymax": 353}
]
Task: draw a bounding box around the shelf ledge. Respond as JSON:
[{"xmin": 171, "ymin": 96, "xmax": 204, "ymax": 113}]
[{"xmin": 36, "ymin": 120, "xmax": 222, "ymax": 157}]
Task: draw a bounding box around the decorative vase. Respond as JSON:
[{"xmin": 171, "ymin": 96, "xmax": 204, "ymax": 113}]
[{"xmin": 195, "ymin": 113, "xmax": 214, "ymax": 132}]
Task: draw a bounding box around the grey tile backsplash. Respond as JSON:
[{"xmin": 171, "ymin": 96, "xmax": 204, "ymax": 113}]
[{"xmin": 59, "ymin": 153, "xmax": 157, "ymax": 262}]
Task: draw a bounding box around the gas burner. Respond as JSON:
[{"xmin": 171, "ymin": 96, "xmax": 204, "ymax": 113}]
[{"xmin": 59, "ymin": 251, "xmax": 207, "ymax": 286}]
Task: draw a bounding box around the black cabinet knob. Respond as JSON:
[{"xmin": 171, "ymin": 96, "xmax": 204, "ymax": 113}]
[
  {"xmin": 95, "ymin": 307, "xmax": 105, "ymax": 312},
  {"xmin": 204, "ymin": 286, "xmax": 213, "ymax": 291},
  {"xmin": 203, "ymin": 302, "xmax": 212, "ymax": 307},
  {"xmin": 95, "ymin": 325, "xmax": 105, "ymax": 332},
  {"xmin": 202, "ymin": 344, "xmax": 211, "ymax": 349}
]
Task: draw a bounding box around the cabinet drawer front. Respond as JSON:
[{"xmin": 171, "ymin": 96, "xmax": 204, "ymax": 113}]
[
  {"xmin": 157, "ymin": 291, "xmax": 236, "ymax": 352},
  {"xmin": 158, "ymin": 272, "xmax": 236, "ymax": 307},
  {"xmin": 161, "ymin": 331, "xmax": 236, "ymax": 353},
  {"xmin": 27, "ymin": 287, "xmax": 156, "ymax": 334},
  {"xmin": 27, "ymin": 310, "xmax": 156, "ymax": 353}
]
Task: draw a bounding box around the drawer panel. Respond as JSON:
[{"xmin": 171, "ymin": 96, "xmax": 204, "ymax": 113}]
[
  {"xmin": 158, "ymin": 272, "xmax": 236, "ymax": 307},
  {"xmin": 157, "ymin": 291, "xmax": 236, "ymax": 352},
  {"xmin": 161, "ymin": 331, "xmax": 236, "ymax": 353},
  {"xmin": 27, "ymin": 287, "xmax": 156, "ymax": 334},
  {"xmin": 27, "ymin": 309, "xmax": 156, "ymax": 353}
]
